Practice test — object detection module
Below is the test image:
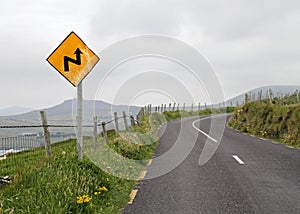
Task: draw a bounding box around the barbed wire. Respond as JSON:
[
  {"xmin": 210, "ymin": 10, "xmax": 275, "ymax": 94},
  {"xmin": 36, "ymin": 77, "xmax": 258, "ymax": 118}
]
[{"xmin": 0, "ymin": 115, "xmax": 137, "ymax": 129}]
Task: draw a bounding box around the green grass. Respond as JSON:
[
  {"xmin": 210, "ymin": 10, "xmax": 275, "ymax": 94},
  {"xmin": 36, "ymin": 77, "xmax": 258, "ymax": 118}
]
[
  {"xmin": 0, "ymin": 108, "xmax": 234, "ymax": 213},
  {"xmin": 162, "ymin": 106, "xmax": 235, "ymax": 121},
  {"xmin": 0, "ymin": 139, "xmax": 137, "ymax": 213},
  {"xmin": 0, "ymin": 114, "xmax": 161, "ymax": 214},
  {"xmin": 228, "ymin": 102, "xmax": 300, "ymax": 147}
]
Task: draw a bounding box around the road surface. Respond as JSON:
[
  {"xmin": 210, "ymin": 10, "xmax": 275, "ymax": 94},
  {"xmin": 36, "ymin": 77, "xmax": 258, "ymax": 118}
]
[{"xmin": 123, "ymin": 114, "xmax": 300, "ymax": 213}]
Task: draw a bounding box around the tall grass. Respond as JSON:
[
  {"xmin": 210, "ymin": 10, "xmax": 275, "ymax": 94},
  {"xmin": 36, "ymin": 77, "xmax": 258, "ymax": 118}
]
[
  {"xmin": 228, "ymin": 102, "xmax": 300, "ymax": 146},
  {"xmin": 0, "ymin": 114, "xmax": 161, "ymax": 213}
]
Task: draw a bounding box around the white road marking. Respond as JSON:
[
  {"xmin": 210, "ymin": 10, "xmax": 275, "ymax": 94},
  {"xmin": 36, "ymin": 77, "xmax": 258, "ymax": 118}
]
[
  {"xmin": 232, "ymin": 155, "xmax": 245, "ymax": 165},
  {"xmin": 192, "ymin": 117, "xmax": 218, "ymax": 143},
  {"xmin": 286, "ymin": 145, "xmax": 294, "ymax": 149}
]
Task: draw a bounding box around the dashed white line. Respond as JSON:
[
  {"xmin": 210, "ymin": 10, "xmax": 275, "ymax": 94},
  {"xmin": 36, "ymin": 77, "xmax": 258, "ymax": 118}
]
[{"xmin": 232, "ymin": 155, "xmax": 245, "ymax": 165}]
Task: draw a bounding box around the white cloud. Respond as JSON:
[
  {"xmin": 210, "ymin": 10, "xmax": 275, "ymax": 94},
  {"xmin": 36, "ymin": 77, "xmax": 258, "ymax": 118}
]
[{"xmin": 0, "ymin": 0, "xmax": 300, "ymax": 108}]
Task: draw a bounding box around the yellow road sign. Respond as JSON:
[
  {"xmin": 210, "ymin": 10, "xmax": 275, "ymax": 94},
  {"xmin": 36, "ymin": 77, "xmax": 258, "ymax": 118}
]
[{"xmin": 47, "ymin": 32, "xmax": 99, "ymax": 87}]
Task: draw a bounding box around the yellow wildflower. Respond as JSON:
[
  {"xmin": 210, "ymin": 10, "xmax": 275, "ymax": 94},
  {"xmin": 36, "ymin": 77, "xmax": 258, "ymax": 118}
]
[
  {"xmin": 77, "ymin": 194, "xmax": 92, "ymax": 204},
  {"xmin": 77, "ymin": 196, "xmax": 83, "ymax": 204},
  {"xmin": 98, "ymin": 186, "xmax": 108, "ymax": 192},
  {"xmin": 82, "ymin": 194, "xmax": 92, "ymax": 203}
]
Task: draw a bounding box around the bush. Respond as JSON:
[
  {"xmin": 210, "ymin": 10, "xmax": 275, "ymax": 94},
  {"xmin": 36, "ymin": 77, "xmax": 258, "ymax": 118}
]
[{"xmin": 228, "ymin": 102, "xmax": 300, "ymax": 146}]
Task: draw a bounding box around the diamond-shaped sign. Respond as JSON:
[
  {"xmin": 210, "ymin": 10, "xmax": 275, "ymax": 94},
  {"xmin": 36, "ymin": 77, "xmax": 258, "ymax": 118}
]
[{"xmin": 47, "ymin": 32, "xmax": 99, "ymax": 87}]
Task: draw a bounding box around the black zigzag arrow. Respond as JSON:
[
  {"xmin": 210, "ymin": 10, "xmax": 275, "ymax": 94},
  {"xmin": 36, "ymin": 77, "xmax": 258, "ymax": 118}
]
[{"xmin": 63, "ymin": 48, "xmax": 83, "ymax": 71}]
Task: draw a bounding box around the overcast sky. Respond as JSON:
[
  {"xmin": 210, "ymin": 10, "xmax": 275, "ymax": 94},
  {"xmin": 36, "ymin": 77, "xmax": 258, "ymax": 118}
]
[{"xmin": 0, "ymin": 0, "xmax": 300, "ymax": 109}]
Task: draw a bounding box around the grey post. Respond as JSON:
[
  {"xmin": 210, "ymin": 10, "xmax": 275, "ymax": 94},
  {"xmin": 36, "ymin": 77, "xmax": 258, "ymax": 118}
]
[
  {"xmin": 169, "ymin": 103, "xmax": 171, "ymax": 111},
  {"xmin": 161, "ymin": 104, "xmax": 164, "ymax": 112},
  {"xmin": 114, "ymin": 112, "xmax": 119, "ymax": 134},
  {"xmin": 191, "ymin": 103, "xmax": 194, "ymax": 112},
  {"xmin": 123, "ymin": 111, "xmax": 128, "ymax": 131},
  {"xmin": 269, "ymin": 89, "xmax": 273, "ymax": 104},
  {"xmin": 177, "ymin": 103, "xmax": 180, "ymax": 111},
  {"xmin": 40, "ymin": 111, "xmax": 52, "ymax": 157},
  {"xmin": 183, "ymin": 103, "xmax": 185, "ymax": 111},
  {"xmin": 93, "ymin": 116, "xmax": 98, "ymax": 150},
  {"xmin": 101, "ymin": 122, "xmax": 107, "ymax": 143},
  {"xmin": 173, "ymin": 103, "xmax": 176, "ymax": 111},
  {"xmin": 130, "ymin": 115, "xmax": 135, "ymax": 126},
  {"xmin": 198, "ymin": 102, "xmax": 200, "ymax": 111},
  {"xmin": 77, "ymin": 81, "xmax": 83, "ymax": 160}
]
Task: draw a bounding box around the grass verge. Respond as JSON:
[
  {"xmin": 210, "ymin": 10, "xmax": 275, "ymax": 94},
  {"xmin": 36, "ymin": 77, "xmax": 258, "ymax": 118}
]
[
  {"xmin": 0, "ymin": 115, "xmax": 159, "ymax": 213},
  {"xmin": 0, "ymin": 108, "xmax": 235, "ymax": 213},
  {"xmin": 228, "ymin": 102, "xmax": 300, "ymax": 147}
]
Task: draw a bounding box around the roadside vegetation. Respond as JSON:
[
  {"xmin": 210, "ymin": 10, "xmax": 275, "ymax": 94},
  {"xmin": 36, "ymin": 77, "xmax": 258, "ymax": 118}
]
[
  {"xmin": 0, "ymin": 114, "xmax": 159, "ymax": 213},
  {"xmin": 0, "ymin": 106, "xmax": 235, "ymax": 213},
  {"xmin": 162, "ymin": 106, "xmax": 235, "ymax": 121},
  {"xmin": 228, "ymin": 94, "xmax": 300, "ymax": 147}
]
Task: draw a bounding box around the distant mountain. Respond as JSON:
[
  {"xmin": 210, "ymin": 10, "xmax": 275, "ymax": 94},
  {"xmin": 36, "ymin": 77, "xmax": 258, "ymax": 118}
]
[
  {"xmin": 0, "ymin": 99, "xmax": 142, "ymax": 137},
  {"xmin": 0, "ymin": 106, "xmax": 34, "ymax": 116},
  {"xmin": 225, "ymin": 85, "xmax": 300, "ymax": 106},
  {"xmin": 1, "ymin": 99, "xmax": 141, "ymax": 121}
]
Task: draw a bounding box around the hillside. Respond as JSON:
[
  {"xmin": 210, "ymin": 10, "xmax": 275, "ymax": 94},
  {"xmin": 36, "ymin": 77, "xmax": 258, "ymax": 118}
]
[
  {"xmin": 1, "ymin": 99, "xmax": 140, "ymax": 120},
  {"xmin": 0, "ymin": 100, "xmax": 141, "ymax": 137},
  {"xmin": 225, "ymin": 85, "xmax": 300, "ymax": 106},
  {"xmin": 228, "ymin": 102, "xmax": 300, "ymax": 146}
]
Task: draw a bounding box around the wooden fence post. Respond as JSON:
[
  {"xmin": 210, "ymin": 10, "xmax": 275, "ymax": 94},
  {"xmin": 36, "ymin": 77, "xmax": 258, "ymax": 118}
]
[
  {"xmin": 40, "ymin": 111, "xmax": 52, "ymax": 157},
  {"xmin": 101, "ymin": 122, "xmax": 107, "ymax": 143},
  {"xmin": 114, "ymin": 112, "xmax": 119, "ymax": 134},
  {"xmin": 258, "ymin": 90, "xmax": 262, "ymax": 103},
  {"xmin": 123, "ymin": 111, "xmax": 128, "ymax": 131},
  {"xmin": 130, "ymin": 115, "xmax": 135, "ymax": 126},
  {"xmin": 245, "ymin": 93, "xmax": 249, "ymax": 104},
  {"xmin": 93, "ymin": 116, "xmax": 97, "ymax": 150},
  {"xmin": 269, "ymin": 89, "xmax": 273, "ymax": 104}
]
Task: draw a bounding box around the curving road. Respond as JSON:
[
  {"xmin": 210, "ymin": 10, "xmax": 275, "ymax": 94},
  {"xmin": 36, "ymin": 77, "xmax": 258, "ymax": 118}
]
[{"xmin": 123, "ymin": 115, "xmax": 300, "ymax": 213}]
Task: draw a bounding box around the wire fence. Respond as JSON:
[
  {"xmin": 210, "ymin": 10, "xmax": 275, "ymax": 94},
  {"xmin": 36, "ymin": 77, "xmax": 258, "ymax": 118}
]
[{"xmin": 0, "ymin": 111, "xmax": 140, "ymax": 177}]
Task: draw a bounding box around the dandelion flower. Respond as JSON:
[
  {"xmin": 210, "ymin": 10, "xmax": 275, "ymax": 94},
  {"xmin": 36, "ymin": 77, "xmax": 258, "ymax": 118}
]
[
  {"xmin": 77, "ymin": 196, "xmax": 84, "ymax": 204},
  {"xmin": 98, "ymin": 186, "xmax": 108, "ymax": 192}
]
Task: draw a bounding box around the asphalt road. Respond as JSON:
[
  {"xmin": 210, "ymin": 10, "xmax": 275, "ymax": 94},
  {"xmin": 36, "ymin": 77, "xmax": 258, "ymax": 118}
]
[{"xmin": 123, "ymin": 114, "xmax": 300, "ymax": 214}]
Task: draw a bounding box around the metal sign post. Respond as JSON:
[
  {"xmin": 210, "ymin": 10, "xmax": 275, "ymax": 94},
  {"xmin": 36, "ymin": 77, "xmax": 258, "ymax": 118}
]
[
  {"xmin": 77, "ymin": 81, "xmax": 83, "ymax": 160},
  {"xmin": 47, "ymin": 31, "xmax": 99, "ymax": 160}
]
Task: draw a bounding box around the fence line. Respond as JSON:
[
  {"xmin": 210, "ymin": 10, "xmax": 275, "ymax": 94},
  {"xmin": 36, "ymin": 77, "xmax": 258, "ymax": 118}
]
[{"xmin": 0, "ymin": 110, "xmax": 141, "ymax": 175}]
